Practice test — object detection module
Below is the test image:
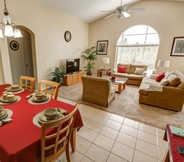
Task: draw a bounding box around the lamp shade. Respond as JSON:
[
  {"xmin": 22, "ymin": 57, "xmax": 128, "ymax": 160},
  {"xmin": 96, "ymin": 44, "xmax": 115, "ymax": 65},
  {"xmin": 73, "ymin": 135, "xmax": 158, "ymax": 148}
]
[
  {"xmin": 103, "ymin": 58, "xmax": 109, "ymax": 64},
  {"xmin": 157, "ymin": 60, "xmax": 170, "ymax": 67},
  {"xmin": 14, "ymin": 29, "xmax": 23, "ymax": 38},
  {"xmin": 0, "ymin": 29, "xmax": 4, "ymax": 38},
  {"xmin": 4, "ymin": 24, "xmax": 14, "ymax": 37}
]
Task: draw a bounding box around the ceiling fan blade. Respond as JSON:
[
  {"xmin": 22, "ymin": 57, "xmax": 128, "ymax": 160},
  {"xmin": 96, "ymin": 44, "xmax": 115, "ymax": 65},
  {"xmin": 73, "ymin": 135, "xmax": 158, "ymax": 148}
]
[
  {"xmin": 100, "ymin": 10, "xmax": 115, "ymax": 12},
  {"xmin": 123, "ymin": 11, "xmax": 130, "ymax": 18},
  {"xmin": 128, "ymin": 8, "xmax": 146, "ymax": 12},
  {"xmin": 104, "ymin": 13, "xmax": 117, "ymax": 19}
]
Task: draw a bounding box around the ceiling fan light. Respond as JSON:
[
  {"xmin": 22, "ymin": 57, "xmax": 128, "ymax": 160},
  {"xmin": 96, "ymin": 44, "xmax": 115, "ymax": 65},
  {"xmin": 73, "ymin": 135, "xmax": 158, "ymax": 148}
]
[
  {"xmin": 123, "ymin": 12, "xmax": 130, "ymax": 18},
  {"xmin": 0, "ymin": 29, "xmax": 4, "ymax": 38},
  {"xmin": 4, "ymin": 24, "xmax": 14, "ymax": 37},
  {"xmin": 14, "ymin": 29, "xmax": 23, "ymax": 38}
]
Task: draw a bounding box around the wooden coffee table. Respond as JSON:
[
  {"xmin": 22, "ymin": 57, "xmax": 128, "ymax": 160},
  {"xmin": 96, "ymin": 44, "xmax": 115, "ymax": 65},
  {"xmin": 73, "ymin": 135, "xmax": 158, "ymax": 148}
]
[{"xmin": 111, "ymin": 77, "xmax": 128, "ymax": 94}]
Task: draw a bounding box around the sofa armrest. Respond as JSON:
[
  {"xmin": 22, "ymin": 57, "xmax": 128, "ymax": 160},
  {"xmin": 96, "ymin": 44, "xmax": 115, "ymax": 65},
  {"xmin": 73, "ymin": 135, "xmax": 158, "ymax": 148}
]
[{"xmin": 142, "ymin": 71, "xmax": 147, "ymax": 77}]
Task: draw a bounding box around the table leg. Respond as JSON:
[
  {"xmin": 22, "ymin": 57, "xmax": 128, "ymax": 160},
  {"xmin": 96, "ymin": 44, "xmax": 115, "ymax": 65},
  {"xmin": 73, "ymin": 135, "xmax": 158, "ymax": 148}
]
[
  {"xmin": 70, "ymin": 128, "xmax": 77, "ymax": 152},
  {"xmin": 118, "ymin": 84, "xmax": 122, "ymax": 94}
]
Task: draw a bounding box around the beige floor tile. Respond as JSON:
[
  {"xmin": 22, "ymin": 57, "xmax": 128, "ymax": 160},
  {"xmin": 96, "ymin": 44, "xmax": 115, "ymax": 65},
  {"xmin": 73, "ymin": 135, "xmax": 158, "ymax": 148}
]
[
  {"xmin": 157, "ymin": 137, "xmax": 168, "ymax": 149},
  {"xmin": 92, "ymin": 115, "xmax": 108, "ymax": 125},
  {"xmin": 107, "ymin": 153, "xmax": 128, "ymax": 162},
  {"xmin": 78, "ymin": 127, "xmax": 98, "ymax": 142},
  {"xmin": 94, "ymin": 134, "xmax": 115, "ymax": 151},
  {"xmin": 157, "ymin": 128, "xmax": 165, "ymax": 138},
  {"xmin": 80, "ymin": 156, "xmax": 94, "ymax": 162},
  {"xmin": 133, "ymin": 150, "xmax": 157, "ymax": 162},
  {"xmin": 82, "ymin": 116, "xmax": 91, "ymax": 126},
  {"xmin": 81, "ymin": 109, "xmax": 98, "ymax": 120},
  {"xmin": 111, "ymin": 141, "xmax": 134, "ymax": 161},
  {"xmin": 96, "ymin": 110, "xmax": 111, "ymax": 118},
  {"xmin": 76, "ymin": 136, "xmax": 92, "ymax": 154},
  {"xmin": 86, "ymin": 120, "xmax": 103, "ymax": 132},
  {"xmin": 120, "ymin": 124, "xmax": 138, "ymax": 137},
  {"xmin": 124, "ymin": 118, "xmax": 140, "ymax": 129},
  {"xmin": 58, "ymin": 151, "xmax": 83, "ymax": 162},
  {"xmin": 139, "ymin": 123, "xmax": 156, "ymax": 135},
  {"xmin": 157, "ymin": 147, "xmax": 168, "ymax": 161},
  {"xmin": 78, "ymin": 104, "xmax": 88, "ymax": 113},
  {"xmin": 109, "ymin": 114, "xmax": 125, "ymax": 123},
  {"xmin": 116, "ymin": 132, "xmax": 136, "ymax": 148},
  {"xmin": 136, "ymin": 139, "xmax": 157, "ymax": 158},
  {"xmin": 105, "ymin": 119, "xmax": 122, "ymax": 131},
  {"xmin": 100, "ymin": 126, "xmax": 119, "ymax": 140},
  {"xmin": 85, "ymin": 144, "xmax": 110, "ymax": 162},
  {"xmin": 137, "ymin": 130, "xmax": 157, "ymax": 145}
]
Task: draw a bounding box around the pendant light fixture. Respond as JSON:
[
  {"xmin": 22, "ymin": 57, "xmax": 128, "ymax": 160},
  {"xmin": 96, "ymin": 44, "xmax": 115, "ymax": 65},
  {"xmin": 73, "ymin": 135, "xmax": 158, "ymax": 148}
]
[{"xmin": 0, "ymin": 0, "xmax": 23, "ymax": 38}]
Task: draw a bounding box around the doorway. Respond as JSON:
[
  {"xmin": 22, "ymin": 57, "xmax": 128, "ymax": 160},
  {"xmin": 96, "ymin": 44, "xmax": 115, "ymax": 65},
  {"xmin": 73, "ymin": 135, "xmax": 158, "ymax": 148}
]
[{"xmin": 7, "ymin": 27, "xmax": 37, "ymax": 84}]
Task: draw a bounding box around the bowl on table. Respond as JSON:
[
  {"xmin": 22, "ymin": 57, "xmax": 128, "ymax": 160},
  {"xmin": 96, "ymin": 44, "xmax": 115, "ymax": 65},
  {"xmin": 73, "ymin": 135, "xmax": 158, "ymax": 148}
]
[
  {"xmin": 0, "ymin": 106, "xmax": 5, "ymax": 117},
  {"xmin": 7, "ymin": 94, "xmax": 15, "ymax": 101},
  {"xmin": 11, "ymin": 84, "xmax": 20, "ymax": 90},
  {"xmin": 35, "ymin": 92, "xmax": 45, "ymax": 100},
  {"xmin": 44, "ymin": 108, "xmax": 57, "ymax": 120}
]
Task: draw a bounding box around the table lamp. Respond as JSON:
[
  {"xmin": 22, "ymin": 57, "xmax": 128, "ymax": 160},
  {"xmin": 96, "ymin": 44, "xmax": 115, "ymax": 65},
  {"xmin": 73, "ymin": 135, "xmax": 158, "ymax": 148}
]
[
  {"xmin": 157, "ymin": 60, "xmax": 170, "ymax": 72},
  {"xmin": 103, "ymin": 58, "xmax": 109, "ymax": 70}
]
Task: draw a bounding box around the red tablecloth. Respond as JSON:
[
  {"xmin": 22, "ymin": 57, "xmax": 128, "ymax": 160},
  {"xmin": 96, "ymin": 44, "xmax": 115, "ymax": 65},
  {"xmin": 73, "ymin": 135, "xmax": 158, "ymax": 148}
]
[
  {"xmin": 0, "ymin": 84, "xmax": 83, "ymax": 162},
  {"xmin": 165, "ymin": 124, "xmax": 184, "ymax": 162}
]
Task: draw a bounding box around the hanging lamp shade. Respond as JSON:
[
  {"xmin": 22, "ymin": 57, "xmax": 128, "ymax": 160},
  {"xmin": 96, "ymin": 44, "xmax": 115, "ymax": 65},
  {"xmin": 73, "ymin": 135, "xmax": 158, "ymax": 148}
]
[
  {"xmin": 4, "ymin": 24, "xmax": 14, "ymax": 36},
  {"xmin": 14, "ymin": 29, "xmax": 23, "ymax": 38}
]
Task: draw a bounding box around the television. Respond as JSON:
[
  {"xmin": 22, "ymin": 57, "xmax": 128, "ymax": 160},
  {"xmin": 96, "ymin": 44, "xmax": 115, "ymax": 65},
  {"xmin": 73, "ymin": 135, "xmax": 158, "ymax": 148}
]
[{"xmin": 66, "ymin": 58, "xmax": 80, "ymax": 74}]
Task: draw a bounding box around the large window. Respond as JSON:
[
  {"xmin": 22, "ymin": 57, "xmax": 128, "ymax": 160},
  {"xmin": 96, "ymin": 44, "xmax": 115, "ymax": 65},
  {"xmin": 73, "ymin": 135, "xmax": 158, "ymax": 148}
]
[{"xmin": 116, "ymin": 25, "xmax": 159, "ymax": 70}]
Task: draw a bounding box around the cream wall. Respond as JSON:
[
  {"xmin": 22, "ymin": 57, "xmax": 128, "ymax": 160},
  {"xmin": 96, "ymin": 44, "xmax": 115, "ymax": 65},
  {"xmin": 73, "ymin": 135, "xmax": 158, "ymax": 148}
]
[
  {"xmin": 89, "ymin": 1, "xmax": 184, "ymax": 74},
  {"xmin": 0, "ymin": 0, "xmax": 89, "ymax": 84}
]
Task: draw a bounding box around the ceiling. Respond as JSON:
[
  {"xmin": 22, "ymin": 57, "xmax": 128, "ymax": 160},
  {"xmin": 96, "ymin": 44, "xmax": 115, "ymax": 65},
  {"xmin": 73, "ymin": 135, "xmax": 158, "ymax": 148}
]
[{"xmin": 38, "ymin": 0, "xmax": 184, "ymax": 23}]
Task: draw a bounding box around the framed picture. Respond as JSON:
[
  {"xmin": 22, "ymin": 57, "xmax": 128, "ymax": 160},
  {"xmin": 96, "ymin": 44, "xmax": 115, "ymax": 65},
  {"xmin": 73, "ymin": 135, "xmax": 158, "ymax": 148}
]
[
  {"xmin": 170, "ymin": 37, "xmax": 184, "ymax": 56},
  {"xmin": 96, "ymin": 40, "xmax": 108, "ymax": 55},
  {"xmin": 10, "ymin": 40, "xmax": 19, "ymax": 51}
]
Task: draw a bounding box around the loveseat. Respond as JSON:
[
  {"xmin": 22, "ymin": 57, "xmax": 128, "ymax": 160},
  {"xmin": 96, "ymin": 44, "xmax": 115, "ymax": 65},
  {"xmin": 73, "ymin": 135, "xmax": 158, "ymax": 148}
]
[
  {"xmin": 81, "ymin": 76, "xmax": 115, "ymax": 107},
  {"xmin": 112, "ymin": 63, "xmax": 147, "ymax": 86},
  {"xmin": 139, "ymin": 70, "xmax": 184, "ymax": 111}
]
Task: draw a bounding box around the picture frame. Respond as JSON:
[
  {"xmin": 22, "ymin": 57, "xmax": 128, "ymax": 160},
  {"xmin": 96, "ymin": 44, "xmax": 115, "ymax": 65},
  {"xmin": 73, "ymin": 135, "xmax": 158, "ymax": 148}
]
[
  {"xmin": 170, "ymin": 37, "xmax": 184, "ymax": 57},
  {"xmin": 96, "ymin": 40, "xmax": 108, "ymax": 55},
  {"xmin": 10, "ymin": 40, "xmax": 19, "ymax": 51}
]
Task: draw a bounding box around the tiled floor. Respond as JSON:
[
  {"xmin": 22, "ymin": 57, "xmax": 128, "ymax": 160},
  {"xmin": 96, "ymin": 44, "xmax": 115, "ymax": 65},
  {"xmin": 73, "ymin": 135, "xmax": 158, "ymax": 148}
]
[{"xmin": 57, "ymin": 98, "xmax": 168, "ymax": 162}]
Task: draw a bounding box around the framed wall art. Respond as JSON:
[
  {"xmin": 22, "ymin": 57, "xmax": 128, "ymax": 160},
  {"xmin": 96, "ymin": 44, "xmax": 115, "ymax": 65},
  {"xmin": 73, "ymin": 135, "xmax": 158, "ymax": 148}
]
[
  {"xmin": 10, "ymin": 40, "xmax": 19, "ymax": 51},
  {"xmin": 170, "ymin": 37, "xmax": 184, "ymax": 56},
  {"xmin": 96, "ymin": 40, "xmax": 108, "ymax": 55}
]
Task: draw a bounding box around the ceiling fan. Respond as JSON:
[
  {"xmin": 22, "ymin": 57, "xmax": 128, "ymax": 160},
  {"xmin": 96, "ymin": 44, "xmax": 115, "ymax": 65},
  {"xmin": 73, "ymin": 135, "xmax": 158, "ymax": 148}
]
[{"xmin": 101, "ymin": 0, "xmax": 145, "ymax": 19}]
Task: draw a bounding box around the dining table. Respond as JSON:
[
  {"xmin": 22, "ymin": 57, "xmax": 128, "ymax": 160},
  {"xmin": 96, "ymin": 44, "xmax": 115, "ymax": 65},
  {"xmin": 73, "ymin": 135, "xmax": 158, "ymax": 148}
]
[{"xmin": 0, "ymin": 84, "xmax": 84, "ymax": 162}]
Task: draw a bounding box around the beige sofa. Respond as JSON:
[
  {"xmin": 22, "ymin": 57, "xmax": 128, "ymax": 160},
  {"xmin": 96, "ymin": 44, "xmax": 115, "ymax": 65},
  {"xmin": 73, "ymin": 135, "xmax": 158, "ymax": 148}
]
[
  {"xmin": 112, "ymin": 63, "xmax": 147, "ymax": 86},
  {"xmin": 81, "ymin": 76, "xmax": 115, "ymax": 107},
  {"xmin": 139, "ymin": 70, "xmax": 184, "ymax": 111}
]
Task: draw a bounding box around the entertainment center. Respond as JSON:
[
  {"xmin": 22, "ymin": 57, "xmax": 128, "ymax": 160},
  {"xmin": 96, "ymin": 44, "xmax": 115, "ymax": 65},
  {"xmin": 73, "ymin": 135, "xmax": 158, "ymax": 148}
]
[{"xmin": 63, "ymin": 71, "xmax": 84, "ymax": 86}]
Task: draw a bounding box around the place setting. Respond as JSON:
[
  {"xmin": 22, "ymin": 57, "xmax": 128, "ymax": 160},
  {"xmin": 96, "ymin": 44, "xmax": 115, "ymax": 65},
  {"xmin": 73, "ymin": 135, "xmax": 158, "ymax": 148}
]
[
  {"xmin": 28, "ymin": 92, "xmax": 51, "ymax": 105},
  {"xmin": 0, "ymin": 106, "xmax": 13, "ymax": 127},
  {"xmin": 5, "ymin": 84, "xmax": 24, "ymax": 94},
  {"xmin": 33, "ymin": 107, "xmax": 68, "ymax": 127},
  {"xmin": 0, "ymin": 91, "xmax": 21, "ymax": 105}
]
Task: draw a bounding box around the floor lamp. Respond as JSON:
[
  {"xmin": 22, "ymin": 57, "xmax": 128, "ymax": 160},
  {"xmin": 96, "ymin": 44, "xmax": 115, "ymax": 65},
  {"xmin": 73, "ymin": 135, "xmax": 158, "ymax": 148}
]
[
  {"xmin": 103, "ymin": 58, "xmax": 109, "ymax": 70},
  {"xmin": 157, "ymin": 60, "xmax": 170, "ymax": 72}
]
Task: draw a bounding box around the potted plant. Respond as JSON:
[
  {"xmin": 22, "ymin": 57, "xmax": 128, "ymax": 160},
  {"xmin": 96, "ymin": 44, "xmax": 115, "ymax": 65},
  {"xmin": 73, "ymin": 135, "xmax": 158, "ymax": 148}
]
[
  {"xmin": 81, "ymin": 46, "xmax": 97, "ymax": 75},
  {"xmin": 51, "ymin": 67, "xmax": 66, "ymax": 84}
]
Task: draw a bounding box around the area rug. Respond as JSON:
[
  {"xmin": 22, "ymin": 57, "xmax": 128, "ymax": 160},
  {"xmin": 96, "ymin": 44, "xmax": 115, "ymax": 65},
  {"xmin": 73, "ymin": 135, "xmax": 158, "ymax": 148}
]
[{"xmin": 58, "ymin": 83, "xmax": 184, "ymax": 130}]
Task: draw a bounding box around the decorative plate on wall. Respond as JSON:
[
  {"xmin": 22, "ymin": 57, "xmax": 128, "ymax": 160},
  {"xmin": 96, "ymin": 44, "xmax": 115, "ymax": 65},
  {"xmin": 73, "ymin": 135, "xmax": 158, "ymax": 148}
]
[
  {"xmin": 64, "ymin": 31, "xmax": 72, "ymax": 42},
  {"xmin": 10, "ymin": 40, "xmax": 19, "ymax": 51}
]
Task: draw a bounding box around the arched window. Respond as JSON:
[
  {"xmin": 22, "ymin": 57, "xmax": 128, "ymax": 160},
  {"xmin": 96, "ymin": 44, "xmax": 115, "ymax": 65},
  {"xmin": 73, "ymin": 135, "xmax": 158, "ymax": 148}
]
[{"xmin": 115, "ymin": 25, "xmax": 159, "ymax": 71}]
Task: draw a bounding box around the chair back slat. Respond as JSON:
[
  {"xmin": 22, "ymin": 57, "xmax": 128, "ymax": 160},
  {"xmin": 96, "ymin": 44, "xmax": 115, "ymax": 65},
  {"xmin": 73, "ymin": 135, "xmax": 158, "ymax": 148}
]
[{"xmin": 19, "ymin": 75, "xmax": 36, "ymax": 92}]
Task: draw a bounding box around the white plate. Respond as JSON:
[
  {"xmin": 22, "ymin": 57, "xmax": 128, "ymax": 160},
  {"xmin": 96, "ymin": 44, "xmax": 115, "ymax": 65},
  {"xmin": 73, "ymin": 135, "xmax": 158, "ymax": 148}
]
[
  {"xmin": 7, "ymin": 87, "xmax": 22, "ymax": 92},
  {"xmin": 0, "ymin": 110, "xmax": 8, "ymax": 120},
  {"xmin": 0, "ymin": 96, "xmax": 19, "ymax": 103}
]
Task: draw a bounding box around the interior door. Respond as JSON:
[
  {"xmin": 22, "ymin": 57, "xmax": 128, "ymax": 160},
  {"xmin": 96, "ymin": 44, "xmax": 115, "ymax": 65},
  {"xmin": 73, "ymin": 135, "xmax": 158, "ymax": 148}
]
[{"xmin": 23, "ymin": 39, "xmax": 34, "ymax": 77}]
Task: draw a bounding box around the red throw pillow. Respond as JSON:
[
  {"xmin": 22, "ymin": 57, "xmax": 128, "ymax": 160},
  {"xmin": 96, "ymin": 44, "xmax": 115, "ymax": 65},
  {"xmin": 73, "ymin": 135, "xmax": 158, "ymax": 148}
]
[
  {"xmin": 156, "ymin": 72, "xmax": 165, "ymax": 82},
  {"xmin": 118, "ymin": 66, "xmax": 126, "ymax": 73}
]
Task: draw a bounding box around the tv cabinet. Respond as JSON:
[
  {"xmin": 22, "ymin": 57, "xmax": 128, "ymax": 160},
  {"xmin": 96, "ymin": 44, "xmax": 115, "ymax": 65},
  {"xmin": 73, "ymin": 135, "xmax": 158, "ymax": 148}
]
[{"xmin": 63, "ymin": 71, "xmax": 84, "ymax": 86}]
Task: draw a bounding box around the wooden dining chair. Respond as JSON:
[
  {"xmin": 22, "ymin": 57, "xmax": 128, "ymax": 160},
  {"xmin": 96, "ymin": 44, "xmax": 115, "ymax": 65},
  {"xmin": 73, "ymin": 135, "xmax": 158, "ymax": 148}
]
[
  {"xmin": 19, "ymin": 75, "xmax": 36, "ymax": 92},
  {"xmin": 38, "ymin": 80, "xmax": 60, "ymax": 100},
  {"xmin": 40, "ymin": 101, "xmax": 80, "ymax": 162}
]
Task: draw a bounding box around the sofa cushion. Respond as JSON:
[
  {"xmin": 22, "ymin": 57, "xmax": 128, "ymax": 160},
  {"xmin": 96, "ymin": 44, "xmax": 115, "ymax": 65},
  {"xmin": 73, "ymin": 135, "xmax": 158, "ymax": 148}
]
[
  {"xmin": 168, "ymin": 77, "xmax": 181, "ymax": 87},
  {"xmin": 156, "ymin": 73, "xmax": 165, "ymax": 82},
  {"xmin": 165, "ymin": 69, "xmax": 174, "ymax": 79},
  {"xmin": 129, "ymin": 64, "xmax": 147, "ymax": 74},
  {"xmin": 117, "ymin": 64, "xmax": 130, "ymax": 73},
  {"xmin": 167, "ymin": 73, "xmax": 178, "ymax": 82},
  {"xmin": 177, "ymin": 82, "xmax": 184, "ymax": 90},
  {"xmin": 134, "ymin": 68, "xmax": 145, "ymax": 75},
  {"xmin": 159, "ymin": 79, "xmax": 169, "ymax": 86},
  {"xmin": 128, "ymin": 74, "xmax": 144, "ymax": 80},
  {"xmin": 174, "ymin": 70, "xmax": 184, "ymax": 82},
  {"xmin": 118, "ymin": 66, "xmax": 126, "ymax": 73}
]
